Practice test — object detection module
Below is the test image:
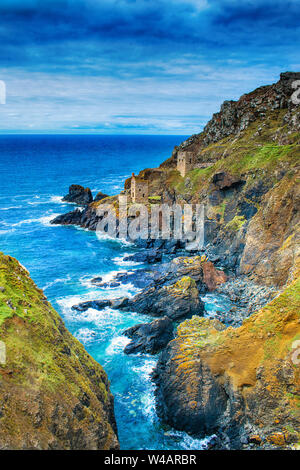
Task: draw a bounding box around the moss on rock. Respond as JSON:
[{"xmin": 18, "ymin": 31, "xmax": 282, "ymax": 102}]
[{"xmin": 0, "ymin": 252, "xmax": 119, "ymax": 450}]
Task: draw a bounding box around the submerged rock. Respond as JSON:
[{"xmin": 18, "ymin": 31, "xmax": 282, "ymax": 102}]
[
  {"xmin": 63, "ymin": 184, "xmax": 93, "ymax": 205},
  {"xmin": 123, "ymin": 316, "xmax": 174, "ymax": 355},
  {"xmin": 72, "ymin": 299, "xmax": 111, "ymax": 312},
  {"xmin": 94, "ymin": 269, "xmax": 161, "ymax": 289}
]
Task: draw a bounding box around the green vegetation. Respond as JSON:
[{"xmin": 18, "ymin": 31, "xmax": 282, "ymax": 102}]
[
  {"xmin": 148, "ymin": 195, "xmax": 161, "ymax": 202},
  {"xmin": 0, "ymin": 251, "xmax": 111, "ymax": 396},
  {"xmin": 225, "ymin": 215, "xmax": 246, "ymax": 232},
  {"xmin": 0, "ymin": 251, "xmax": 117, "ymax": 449}
]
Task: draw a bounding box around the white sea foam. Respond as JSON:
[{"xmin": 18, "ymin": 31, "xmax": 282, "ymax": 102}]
[
  {"xmin": 106, "ymin": 335, "xmax": 130, "ymax": 355},
  {"xmin": 0, "ymin": 205, "xmax": 22, "ymax": 211},
  {"xmin": 50, "ymin": 195, "xmax": 64, "ymax": 204},
  {"xmin": 26, "ymin": 195, "xmax": 65, "ymax": 206},
  {"xmin": 96, "ymin": 231, "xmax": 133, "ymax": 246},
  {"xmin": 43, "ymin": 275, "xmax": 71, "ymax": 291},
  {"xmin": 10, "ymin": 213, "xmax": 60, "ymax": 227},
  {"xmin": 75, "ymin": 327, "xmax": 97, "ymax": 344},
  {"xmin": 0, "ymin": 228, "xmax": 15, "ymax": 234},
  {"xmin": 112, "ymin": 254, "xmax": 140, "ymax": 267}
]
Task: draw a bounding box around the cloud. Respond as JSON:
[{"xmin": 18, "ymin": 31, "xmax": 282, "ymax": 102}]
[{"xmin": 0, "ymin": 0, "xmax": 299, "ymax": 133}]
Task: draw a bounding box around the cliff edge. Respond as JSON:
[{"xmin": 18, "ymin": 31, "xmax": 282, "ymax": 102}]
[
  {"xmin": 0, "ymin": 252, "xmax": 119, "ymax": 450},
  {"xmin": 153, "ymin": 277, "xmax": 300, "ymax": 449}
]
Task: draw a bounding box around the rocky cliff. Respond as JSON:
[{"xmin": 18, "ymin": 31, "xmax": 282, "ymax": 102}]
[
  {"xmin": 0, "ymin": 252, "xmax": 119, "ymax": 450},
  {"xmin": 153, "ymin": 277, "xmax": 300, "ymax": 449},
  {"xmin": 49, "ymin": 72, "xmax": 300, "ymax": 449},
  {"xmin": 51, "ymin": 72, "xmax": 300, "ymax": 288}
]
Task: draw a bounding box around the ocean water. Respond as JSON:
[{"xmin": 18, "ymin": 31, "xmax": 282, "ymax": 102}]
[{"xmin": 0, "ymin": 135, "xmax": 228, "ymax": 450}]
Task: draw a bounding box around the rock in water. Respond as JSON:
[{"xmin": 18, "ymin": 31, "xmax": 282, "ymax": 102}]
[
  {"xmin": 62, "ymin": 184, "xmax": 93, "ymax": 205},
  {"xmin": 123, "ymin": 249, "xmax": 162, "ymax": 264},
  {"xmin": 0, "ymin": 252, "xmax": 119, "ymax": 450},
  {"xmin": 50, "ymin": 208, "xmax": 83, "ymax": 225},
  {"xmin": 127, "ymin": 276, "xmax": 204, "ymax": 320},
  {"xmin": 123, "ymin": 316, "xmax": 174, "ymax": 355}
]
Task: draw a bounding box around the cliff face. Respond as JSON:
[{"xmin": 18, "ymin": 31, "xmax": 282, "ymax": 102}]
[
  {"xmin": 51, "ymin": 72, "xmax": 300, "ymax": 288},
  {"xmin": 153, "ymin": 277, "xmax": 300, "ymax": 449},
  {"xmin": 0, "ymin": 252, "xmax": 119, "ymax": 450},
  {"xmin": 163, "ymin": 72, "xmax": 300, "ymax": 286},
  {"xmin": 47, "ymin": 72, "xmax": 300, "ymax": 449}
]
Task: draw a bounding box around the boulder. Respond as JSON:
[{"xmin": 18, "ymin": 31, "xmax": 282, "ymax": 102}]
[
  {"xmin": 123, "ymin": 316, "xmax": 174, "ymax": 355},
  {"xmin": 72, "ymin": 300, "xmax": 111, "ymax": 312},
  {"xmin": 62, "ymin": 184, "xmax": 93, "ymax": 205},
  {"xmin": 202, "ymin": 261, "xmax": 227, "ymax": 291},
  {"xmin": 123, "ymin": 249, "xmax": 162, "ymax": 264},
  {"xmin": 126, "ymin": 276, "xmax": 204, "ymax": 320},
  {"xmin": 50, "ymin": 208, "xmax": 83, "ymax": 225}
]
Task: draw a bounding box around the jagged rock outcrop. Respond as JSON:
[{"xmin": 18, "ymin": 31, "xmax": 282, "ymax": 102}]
[
  {"xmin": 73, "ymin": 275, "xmax": 205, "ymax": 321},
  {"xmin": 127, "ymin": 276, "xmax": 204, "ymax": 320},
  {"xmin": 123, "ymin": 316, "xmax": 174, "ymax": 355},
  {"xmin": 123, "ymin": 249, "xmax": 162, "ymax": 264},
  {"xmin": 51, "ymin": 208, "xmax": 84, "ymax": 226},
  {"xmin": 153, "ymin": 278, "xmax": 300, "ymax": 449},
  {"xmin": 0, "ymin": 252, "xmax": 119, "ymax": 450},
  {"xmin": 63, "ymin": 184, "xmax": 93, "ymax": 205}
]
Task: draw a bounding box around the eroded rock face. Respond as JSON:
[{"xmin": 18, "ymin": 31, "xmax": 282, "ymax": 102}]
[
  {"xmin": 0, "ymin": 253, "xmax": 119, "ymax": 450},
  {"xmin": 239, "ymin": 173, "xmax": 300, "ymax": 286},
  {"xmin": 153, "ymin": 279, "xmax": 300, "ymax": 449},
  {"xmin": 126, "ymin": 276, "xmax": 204, "ymax": 320},
  {"xmin": 201, "ymin": 71, "xmax": 300, "ymax": 146},
  {"xmin": 123, "ymin": 316, "xmax": 174, "ymax": 355},
  {"xmin": 62, "ymin": 184, "xmax": 93, "ymax": 205},
  {"xmin": 73, "ymin": 275, "xmax": 205, "ymax": 321},
  {"xmin": 202, "ymin": 261, "xmax": 227, "ymax": 291}
]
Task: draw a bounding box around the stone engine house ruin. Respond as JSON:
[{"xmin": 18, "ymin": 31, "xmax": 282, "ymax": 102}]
[
  {"xmin": 130, "ymin": 173, "xmax": 149, "ymax": 203},
  {"xmin": 177, "ymin": 151, "xmax": 195, "ymax": 177}
]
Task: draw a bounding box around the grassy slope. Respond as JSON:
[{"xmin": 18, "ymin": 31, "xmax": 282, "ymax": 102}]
[{"xmin": 0, "ymin": 252, "xmax": 118, "ymax": 449}]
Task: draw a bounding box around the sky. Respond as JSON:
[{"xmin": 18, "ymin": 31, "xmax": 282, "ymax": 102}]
[{"xmin": 0, "ymin": 0, "xmax": 299, "ymax": 134}]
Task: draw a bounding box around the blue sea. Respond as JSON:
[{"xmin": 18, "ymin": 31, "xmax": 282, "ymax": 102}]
[{"xmin": 0, "ymin": 135, "xmax": 229, "ymax": 450}]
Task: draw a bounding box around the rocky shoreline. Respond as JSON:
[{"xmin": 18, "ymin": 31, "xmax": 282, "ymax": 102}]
[{"xmin": 49, "ymin": 72, "xmax": 300, "ymax": 449}]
